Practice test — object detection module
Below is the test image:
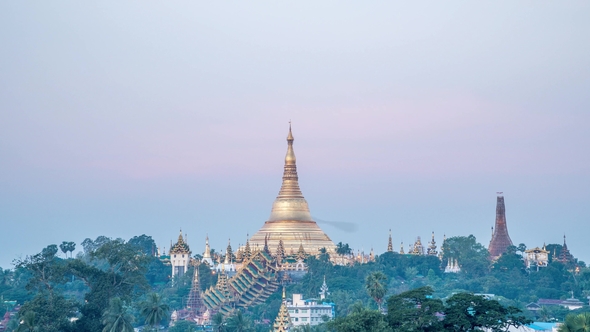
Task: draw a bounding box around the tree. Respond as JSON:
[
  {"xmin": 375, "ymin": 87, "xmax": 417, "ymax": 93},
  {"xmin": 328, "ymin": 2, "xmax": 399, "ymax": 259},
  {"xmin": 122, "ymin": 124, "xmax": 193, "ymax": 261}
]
[
  {"xmin": 442, "ymin": 235, "xmax": 490, "ymax": 277},
  {"xmin": 442, "ymin": 293, "xmax": 530, "ymax": 331},
  {"xmin": 15, "ymin": 244, "xmax": 67, "ymax": 292},
  {"xmin": 327, "ymin": 307, "xmax": 390, "ymax": 332},
  {"xmin": 128, "ymin": 235, "xmax": 157, "ymax": 256},
  {"xmin": 59, "ymin": 242, "xmax": 68, "ymax": 259},
  {"xmin": 140, "ymin": 293, "xmax": 169, "ymax": 330},
  {"xmin": 59, "ymin": 242, "xmax": 76, "ymax": 259},
  {"xmin": 365, "ymin": 272, "xmax": 387, "ymax": 310},
  {"xmin": 226, "ymin": 310, "xmax": 253, "ymax": 332},
  {"xmin": 168, "ymin": 320, "xmax": 199, "ymax": 332},
  {"xmin": 16, "ymin": 292, "xmax": 76, "ymax": 332},
  {"xmin": 559, "ymin": 312, "xmax": 590, "ymax": 332},
  {"xmin": 101, "ymin": 297, "xmax": 134, "ymax": 332},
  {"xmin": 212, "ymin": 312, "xmax": 227, "ymax": 332},
  {"xmin": 15, "ymin": 311, "xmax": 37, "ymax": 332},
  {"xmin": 387, "ymin": 286, "xmax": 444, "ymax": 332},
  {"xmin": 72, "ymin": 238, "xmax": 151, "ymax": 331}
]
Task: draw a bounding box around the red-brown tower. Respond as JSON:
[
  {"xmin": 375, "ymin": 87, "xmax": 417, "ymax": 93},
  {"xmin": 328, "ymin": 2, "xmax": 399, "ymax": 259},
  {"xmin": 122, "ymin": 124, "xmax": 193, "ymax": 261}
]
[{"xmin": 488, "ymin": 194, "xmax": 513, "ymax": 260}]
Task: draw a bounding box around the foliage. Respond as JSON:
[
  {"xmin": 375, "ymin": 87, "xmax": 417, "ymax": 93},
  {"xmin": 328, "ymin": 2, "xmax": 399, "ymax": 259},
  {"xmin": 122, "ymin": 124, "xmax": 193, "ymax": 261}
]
[
  {"xmin": 559, "ymin": 312, "xmax": 590, "ymax": 332},
  {"xmin": 387, "ymin": 286, "xmax": 444, "ymax": 331},
  {"xmin": 128, "ymin": 235, "xmax": 157, "ymax": 256},
  {"xmin": 139, "ymin": 293, "xmax": 169, "ymax": 328},
  {"xmin": 226, "ymin": 309, "xmax": 253, "ymax": 332},
  {"xmin": 365, "ymin": 271, "xmax": 387, "ymax": 309},
  {"xmin": 59, "ymin": 242, "xmax": 76, "ymax": 259},
  {"xmin": 441, "ymin": 235, "xmax": 490, "ymax": 278},
  {"xmin": 442, "ymin": 292, "xmax": 530, "ymax": 331},
  {"xmin": 212, "ymin": 312, "xmax": 227, "ymax": 332},
  {"xmin": 101, "ymin": 297, "xmax": 135, "ymax": 332},
  {"xmin": 168, "ymin": 320, "xmax": 199, "ymax": 332},
  {"xmin": 327, "ymin": 307, "xmax": 391, "ymax": 332},
  {"xmin": 16, "ymin": 291, "xmax": 76, "ymax": 332}
]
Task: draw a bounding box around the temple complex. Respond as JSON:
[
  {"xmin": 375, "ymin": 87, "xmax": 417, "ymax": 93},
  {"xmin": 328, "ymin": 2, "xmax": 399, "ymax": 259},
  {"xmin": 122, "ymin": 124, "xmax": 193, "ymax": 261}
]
[
  {"xmin": 249, "ymin": 125, "xmax": 336, "ymax": 255},
  {"xmin": 488, "ymin": 194, "xmax": 513, "ymax": 260}
]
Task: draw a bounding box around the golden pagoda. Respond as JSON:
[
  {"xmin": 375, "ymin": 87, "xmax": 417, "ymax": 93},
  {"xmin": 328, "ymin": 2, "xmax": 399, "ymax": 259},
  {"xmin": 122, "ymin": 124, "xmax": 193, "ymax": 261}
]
[
  {"xmin": 249, "ymin": 124, "xmax": 336, "ymax": 255},
  {"xmin": 273, "ymin": 288, "xmax": 292, "ymax": 332}
]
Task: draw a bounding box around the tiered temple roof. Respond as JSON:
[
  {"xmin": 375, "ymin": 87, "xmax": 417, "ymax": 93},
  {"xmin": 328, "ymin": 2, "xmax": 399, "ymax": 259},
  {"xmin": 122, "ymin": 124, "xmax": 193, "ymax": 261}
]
[
  {"xmin": 185, "ymin": 264, "xmax": 206, "ymax": 315},
  {"xmin": 170, "ymin": 230, "xmax": 190, "ymax": 254},
  {"xmin": 202, "ymin": 250, "xmax": 279, "ymax": 315},
  {"xmin": 273, "ymin": 288, "xmax": 292, "ymax": 332}
]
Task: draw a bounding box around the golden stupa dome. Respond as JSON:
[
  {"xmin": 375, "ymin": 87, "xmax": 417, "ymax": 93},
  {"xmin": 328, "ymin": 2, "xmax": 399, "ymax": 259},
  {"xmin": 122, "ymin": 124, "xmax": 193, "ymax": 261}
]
[{"xmin": 249, "ymin": 124, "xmax": 336, "ymax": 255}]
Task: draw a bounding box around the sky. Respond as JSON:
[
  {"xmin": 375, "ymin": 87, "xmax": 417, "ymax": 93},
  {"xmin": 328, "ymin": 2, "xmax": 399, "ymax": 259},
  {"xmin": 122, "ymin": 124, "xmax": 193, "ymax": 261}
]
[{"xmin": 1, "ymin": 1, "xmax": 589, "ymax": 268}]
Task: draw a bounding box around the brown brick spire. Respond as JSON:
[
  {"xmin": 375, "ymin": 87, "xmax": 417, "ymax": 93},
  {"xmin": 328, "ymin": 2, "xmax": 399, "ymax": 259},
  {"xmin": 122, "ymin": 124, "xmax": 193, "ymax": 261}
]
[{"xmin": 488, "ymin": 194, "xmax": 513, "ymax": 260}]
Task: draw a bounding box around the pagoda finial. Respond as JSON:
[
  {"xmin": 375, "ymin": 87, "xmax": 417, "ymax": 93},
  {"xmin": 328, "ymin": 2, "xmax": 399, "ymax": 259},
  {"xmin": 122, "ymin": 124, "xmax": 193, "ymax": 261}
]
[{"xmin": 276, "ymin": 123, "xmax": 303, "ymax": 199}]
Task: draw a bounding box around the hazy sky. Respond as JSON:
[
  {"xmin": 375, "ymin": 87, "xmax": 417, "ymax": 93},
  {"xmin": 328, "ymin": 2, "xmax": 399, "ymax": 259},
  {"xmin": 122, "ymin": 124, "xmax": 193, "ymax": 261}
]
[{"xmin": 1, "ymin": 1, "xmax": 589, "ymax": 268}]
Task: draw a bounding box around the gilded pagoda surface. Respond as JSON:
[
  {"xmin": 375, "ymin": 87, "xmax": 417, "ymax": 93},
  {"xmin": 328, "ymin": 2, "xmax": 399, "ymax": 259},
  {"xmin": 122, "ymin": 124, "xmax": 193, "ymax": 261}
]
[{"xmin": 249, "ymin": 125, "xmax": 336, "ymax": 255}]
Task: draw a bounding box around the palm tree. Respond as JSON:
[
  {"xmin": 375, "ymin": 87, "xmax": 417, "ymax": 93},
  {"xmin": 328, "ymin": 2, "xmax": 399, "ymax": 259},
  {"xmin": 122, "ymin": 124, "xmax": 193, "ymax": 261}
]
[
  {"xmin": 140, "ymin": 293, "xmax": 169, "ymax": 330},
  {"xmin": 559, "ymin": 312, "xmax": 590, "ymax": 332},
  {"xmin": 102, "ymin": 297, "xmax": 134, "ymax": 332},
  {"xmin": 226, "ymin": 310, "xmax": 252, "ymax": 332},
  {"xmin": 212, "ymin": 312, "xmax": 227, "ymax": 332},
  {"xmin": 365, "ymin": 271, "xmax": 388, "ymax": 310}
]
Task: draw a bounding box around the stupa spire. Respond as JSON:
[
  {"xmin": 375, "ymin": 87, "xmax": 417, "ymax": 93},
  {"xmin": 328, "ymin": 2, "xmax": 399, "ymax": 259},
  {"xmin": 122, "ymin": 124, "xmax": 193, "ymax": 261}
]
[
  {"xmin": 248, "ymin": 123, "xmax": 336, "ymax": 255},
  {"xmin": 488, "ymin": 193, "xmax": 514, "ymax": 259},
  {"xmin": 277, "ymin": 122, "xmax": 303, "ymax": 199},
  {"xmin": 273, "ymin": 287, "xmax": 292, "ymax": 332},
  {"xmin": 387, "ymin": 229, "xmax": 393, "ymax": 252}
]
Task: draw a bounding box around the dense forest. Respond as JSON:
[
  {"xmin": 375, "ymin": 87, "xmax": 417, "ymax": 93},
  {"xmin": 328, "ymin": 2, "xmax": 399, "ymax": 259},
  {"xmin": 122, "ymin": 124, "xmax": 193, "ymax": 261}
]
[{"xmin": 0, "ymin": 234, "xmax": 589, "ymax": 331}]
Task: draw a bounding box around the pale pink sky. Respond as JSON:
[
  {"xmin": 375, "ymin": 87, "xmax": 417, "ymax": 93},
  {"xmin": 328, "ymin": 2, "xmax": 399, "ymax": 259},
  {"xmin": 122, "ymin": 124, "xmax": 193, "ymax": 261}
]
[{"xmin": 1, "ymin": 1, "xmax": 589, "ymax": 267}]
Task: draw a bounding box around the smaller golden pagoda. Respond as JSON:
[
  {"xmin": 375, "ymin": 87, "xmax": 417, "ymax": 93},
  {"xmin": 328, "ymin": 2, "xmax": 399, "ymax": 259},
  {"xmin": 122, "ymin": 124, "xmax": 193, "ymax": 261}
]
[{"xmin": 273, "ymin": 288, "xmax": 292, "ymax": 332}]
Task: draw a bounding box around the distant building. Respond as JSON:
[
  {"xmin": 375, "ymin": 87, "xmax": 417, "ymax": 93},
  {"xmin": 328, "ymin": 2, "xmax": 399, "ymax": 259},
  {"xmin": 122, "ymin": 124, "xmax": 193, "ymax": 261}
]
[
  {"xmin": 488, "ymin": 194, "xmax": 514, "ymax": 260},
  {"xmin": 170, "ymin": 230, "xmax": 191, "ymax": 279},
  {"xmin": 287, "ymin": 294, "xmax": 335, "ymax": 327},
  {"xmin": 525, "ymin": 245, "xmax": 549, "ymax": 270},
  {"xmin": 444, "ymin": 258, "xmax": 461, "ymax": 273},
  {"xmin": 526, "ymin": 295, "xmax": 584, "ymax": 311}
]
